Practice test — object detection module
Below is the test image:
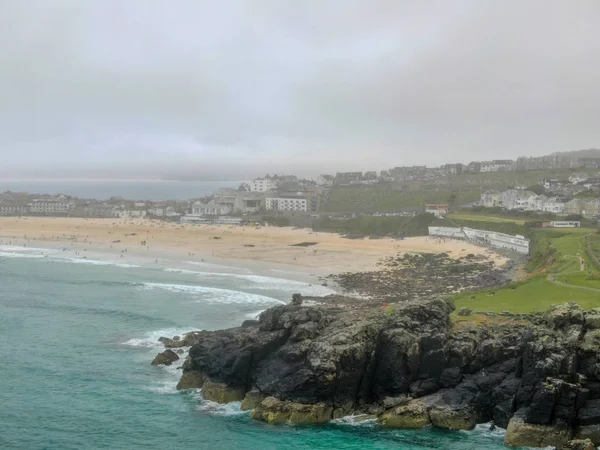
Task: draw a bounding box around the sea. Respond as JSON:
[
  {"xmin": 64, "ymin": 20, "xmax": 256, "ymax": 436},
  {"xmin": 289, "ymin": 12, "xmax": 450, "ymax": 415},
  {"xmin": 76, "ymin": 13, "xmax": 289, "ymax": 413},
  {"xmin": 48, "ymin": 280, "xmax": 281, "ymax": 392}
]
[
  {"xmin": 0, "ymin": 246, "xmax": 524, "ymax": 449},
  {"xmin": 0, "ymin": 180, "xmax": 239, "ymax": 200}
]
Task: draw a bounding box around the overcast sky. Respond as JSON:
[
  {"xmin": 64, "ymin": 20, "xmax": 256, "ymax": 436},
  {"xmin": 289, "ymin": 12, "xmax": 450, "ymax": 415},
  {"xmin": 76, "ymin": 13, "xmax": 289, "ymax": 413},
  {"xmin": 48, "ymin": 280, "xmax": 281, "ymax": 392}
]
[{"xmin": 1, "ymin": 1, "xmax": 599, "ymax": 180}]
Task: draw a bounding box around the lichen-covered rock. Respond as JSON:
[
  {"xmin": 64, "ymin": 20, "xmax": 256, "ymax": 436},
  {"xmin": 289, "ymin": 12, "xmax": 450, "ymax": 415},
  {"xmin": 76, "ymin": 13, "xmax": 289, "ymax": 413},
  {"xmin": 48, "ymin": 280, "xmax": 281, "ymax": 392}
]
[
  {"xmin": 379, "ymin": 399, "xmax": 431, "ymax": 429},
  {"xmin": 252, "ymin": 397, "xmax": 333, "ymax": 424},
  {"xmin": 158, "ymin": 336, "xmax": 186, "ymax": 348},
  {"xmin": 171, "ymin": 296, "xmax": 600, "ymax": 445},
  {"xmin": 241, "ymin": 389, "xmax": 265, "ymax": 411},
  {"xmin": 151, "ymin": 349, "xmax": 179, "ymax": 366},
  {"xmin": 560, "ymin": 438, "xmax": 596, "ymax": 450},
  {"xmin": 201, "ymin": 379, "xmax": 245, "ymax": 404},
  {"xmin": 176, "ymin": 370, "xmax": 204, "ymax": 390},
  {"xmin": 505, "ymin": 410, "xmax": 573, "ymax": 447}
]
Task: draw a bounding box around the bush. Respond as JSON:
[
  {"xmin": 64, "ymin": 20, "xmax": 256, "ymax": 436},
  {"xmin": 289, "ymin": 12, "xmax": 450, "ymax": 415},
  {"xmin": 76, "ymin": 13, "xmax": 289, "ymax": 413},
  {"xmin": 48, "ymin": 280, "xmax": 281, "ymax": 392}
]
[{"xmin": 262, "ymin": 215, "xmax": 290, "ymax": 227}]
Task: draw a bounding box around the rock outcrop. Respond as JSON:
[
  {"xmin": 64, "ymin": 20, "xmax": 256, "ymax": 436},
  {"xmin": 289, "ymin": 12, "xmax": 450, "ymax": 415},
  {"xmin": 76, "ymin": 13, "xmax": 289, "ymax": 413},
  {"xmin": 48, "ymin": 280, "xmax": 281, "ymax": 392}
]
[
  {"xmin": 175, "ymin": 298, "xmax": 600, "ymax": 448},
  {"xmin": 151, "ymin": 349, "xmax": 179, "ymax": 366}
]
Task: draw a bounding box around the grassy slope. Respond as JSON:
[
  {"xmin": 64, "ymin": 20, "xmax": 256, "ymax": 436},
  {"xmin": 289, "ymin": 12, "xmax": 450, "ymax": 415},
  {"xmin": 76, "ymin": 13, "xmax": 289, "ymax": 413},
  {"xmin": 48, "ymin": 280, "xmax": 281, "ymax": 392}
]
[
  {"xmin": 454, "ymin": 227, "xmax": 600, "ymax": 313},
  {"xmin": 322, "ymin": 169, "xmax": 599, "ymax": 214}
]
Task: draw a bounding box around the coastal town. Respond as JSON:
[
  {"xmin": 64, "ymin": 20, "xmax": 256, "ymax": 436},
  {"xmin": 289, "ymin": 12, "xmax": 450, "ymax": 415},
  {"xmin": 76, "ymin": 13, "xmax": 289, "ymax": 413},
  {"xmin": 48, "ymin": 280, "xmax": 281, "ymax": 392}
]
[{"xmin": 2, "ymin": 150, "xmax": 600, "ymax": 225}]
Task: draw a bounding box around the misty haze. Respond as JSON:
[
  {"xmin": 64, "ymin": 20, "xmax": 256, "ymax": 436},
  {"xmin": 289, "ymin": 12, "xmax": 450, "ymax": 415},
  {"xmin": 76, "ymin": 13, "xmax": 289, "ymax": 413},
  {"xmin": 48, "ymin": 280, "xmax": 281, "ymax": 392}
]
[{"xmin": 2, "ymin": 2, "xmax": 600, "ymax": 450}]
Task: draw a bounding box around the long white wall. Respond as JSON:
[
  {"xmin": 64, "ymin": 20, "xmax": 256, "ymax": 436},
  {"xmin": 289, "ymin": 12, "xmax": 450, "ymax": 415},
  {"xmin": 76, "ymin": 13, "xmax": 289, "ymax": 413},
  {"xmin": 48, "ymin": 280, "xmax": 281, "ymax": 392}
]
[
  {"xmin": 428, "ymin": 226, "xmax": 465, "ymax": 238},
  {"xmin": 428, "ymin": 226, "xmax": 530, "ymax": 254}
]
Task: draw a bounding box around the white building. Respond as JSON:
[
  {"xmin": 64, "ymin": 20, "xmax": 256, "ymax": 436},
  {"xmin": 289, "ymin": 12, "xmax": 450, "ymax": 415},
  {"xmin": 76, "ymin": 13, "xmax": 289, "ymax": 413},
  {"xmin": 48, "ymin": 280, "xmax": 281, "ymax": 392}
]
[
  {"xmin": 191, "ymin": 200, "xmax": 232, "ymax": 216},
  {"xmin": 462, "ymin": 227, "xmax": 530, "ymax": 254},
  {"xmin": 480, "ymin": 191, "xmax": 502, "ymax": 207},
  {"xmin": 542, "ymin": 197, "xmax": 566, "ymax": 214},
  {"xmin": 569, "ymin": 173, "xmax": 589, "ymax": 185},
  {"xmin": 29, "ymin": 199, "xmax": 73, "ymax": 215},
  {"xmin": 115, "ymin": 210, "xmax": 147, "ymax": 219},
  {"xmin": 550, "ymin": 221, "xmax": 580, "ymax": 228},
  {"xmin": 265, "ymin": 197, "xmax": 307, "ymax": 212},
  {"xmin": 425, "ymin": 204, "xmax": 448, "ymax": 217},
  {"xmin": 428, "ymin": 226, "xmax": 465, "ymax": 238},
  {"xmin": 247, "ymin": 178, "xmax": 276, "ymax": 192},
  {"xmin": 480, "ymin": 160, "xmax": 513, "ymax": 172}
]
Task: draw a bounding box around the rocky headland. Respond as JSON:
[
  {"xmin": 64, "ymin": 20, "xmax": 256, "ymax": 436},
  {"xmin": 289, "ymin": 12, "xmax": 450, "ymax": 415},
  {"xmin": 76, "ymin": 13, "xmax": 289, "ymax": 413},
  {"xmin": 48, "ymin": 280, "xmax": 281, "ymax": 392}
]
[{"xmin": 152, "ymin": 295, "xmax": 600, "ymax": 449}]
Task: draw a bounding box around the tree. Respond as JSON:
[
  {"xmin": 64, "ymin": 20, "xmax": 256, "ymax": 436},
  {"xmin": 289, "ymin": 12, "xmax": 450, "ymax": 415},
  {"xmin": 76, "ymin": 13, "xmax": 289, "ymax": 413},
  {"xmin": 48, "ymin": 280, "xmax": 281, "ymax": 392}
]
[
  {"xmin": 565, "ymin": 214, "xmax": 583, "ymax": 222},
  {"xmin": 447, "ymin": 193, "xmax": 457, "ymax": 205},
  {"xmin": 527, "ymin": 185, "xmax": 546, "ymax": 195}
]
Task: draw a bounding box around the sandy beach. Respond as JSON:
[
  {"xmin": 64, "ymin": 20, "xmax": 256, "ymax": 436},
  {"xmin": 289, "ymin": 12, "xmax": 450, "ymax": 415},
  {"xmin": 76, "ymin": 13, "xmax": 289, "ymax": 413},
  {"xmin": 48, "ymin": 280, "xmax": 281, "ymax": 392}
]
[{"xmin": 0, "ymin": 217, "xmax": 506, "ymax": 276}]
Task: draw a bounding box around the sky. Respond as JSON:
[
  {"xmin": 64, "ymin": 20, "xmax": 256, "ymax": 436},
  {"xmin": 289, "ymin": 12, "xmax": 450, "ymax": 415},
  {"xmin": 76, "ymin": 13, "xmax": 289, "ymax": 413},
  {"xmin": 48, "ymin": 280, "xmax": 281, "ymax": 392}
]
[{"xmin": 1, "ymin": 0, "xmax": 599, "ymax": 180}]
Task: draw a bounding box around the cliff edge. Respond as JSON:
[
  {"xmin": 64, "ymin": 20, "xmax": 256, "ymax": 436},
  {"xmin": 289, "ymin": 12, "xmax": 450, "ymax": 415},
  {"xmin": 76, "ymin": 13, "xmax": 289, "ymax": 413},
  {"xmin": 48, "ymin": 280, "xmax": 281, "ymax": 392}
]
[{"xmin": 172, "ymin": 296, "xmax": 600, "ymax": 448}]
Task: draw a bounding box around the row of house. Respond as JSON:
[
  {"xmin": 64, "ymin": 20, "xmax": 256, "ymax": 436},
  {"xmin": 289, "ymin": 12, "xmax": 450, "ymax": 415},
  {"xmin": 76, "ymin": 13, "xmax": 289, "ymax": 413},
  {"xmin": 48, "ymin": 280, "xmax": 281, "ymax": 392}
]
[
  {"xmin": 0, "ymin": 195, "xmax": 74, "ymax": 216},
  {"xmin": 480, "ymin": 189, "xmax": 600, "ymax": 216},
  {"xmin": 186, "ymin": 188, "xmax": 315, "ymax": 221}
]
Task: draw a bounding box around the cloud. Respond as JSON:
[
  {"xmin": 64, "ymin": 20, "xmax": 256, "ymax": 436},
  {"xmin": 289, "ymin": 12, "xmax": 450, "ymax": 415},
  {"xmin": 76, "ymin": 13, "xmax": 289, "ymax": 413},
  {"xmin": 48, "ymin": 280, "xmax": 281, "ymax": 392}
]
[{"xmin": 0, "ymin": 0, "xmax": 599, "ymax": 178}]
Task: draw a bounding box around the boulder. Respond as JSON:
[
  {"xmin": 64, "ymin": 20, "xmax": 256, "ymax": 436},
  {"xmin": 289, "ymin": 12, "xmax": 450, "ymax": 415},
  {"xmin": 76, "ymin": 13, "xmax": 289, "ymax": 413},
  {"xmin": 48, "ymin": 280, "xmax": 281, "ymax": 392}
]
[
  {"xmin": 505, "ymin": 410, "xmax": 572, "ymax": 448},
  {"xmin": 151, "ymin": 349, "xmax": 179, "ymax": 366},
  {"xmin": 559, "ymin": 439, "xmax": 596, "ymax": 450},
  {"xmin": 379, "ymin": 399, "xmax": 432, "ymax": 429},
  {"xmin": 575, "ymin": 424, "xmax": 600, "ymax": 445},
  {"xmin": 176, "ymin": 370, "xmax": 204, "ymax": 390},
  {"xmin": 241, "ymin": 389, "xmax": 265, "ymax": 411},
  {"xmin": 158, "ymin": 336, "xmax": 185, "ymax": 348},
  {"xmin": 201, "ymin": 379, "xmax": 245, "ymax": 404},
  {"xmin": 252, "ymin": 397, "xmax": 333, "ymax": 424}
]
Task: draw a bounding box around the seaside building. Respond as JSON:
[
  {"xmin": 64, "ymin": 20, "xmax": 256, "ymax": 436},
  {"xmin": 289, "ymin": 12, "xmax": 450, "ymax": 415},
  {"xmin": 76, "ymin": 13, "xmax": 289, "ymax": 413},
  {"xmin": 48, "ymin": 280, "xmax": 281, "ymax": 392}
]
[
  {"xmin": 246, "ymin": 178, "xmax": 276, "ymax": 192},
  {"xmin": 29, "ymin": 198, "xmax": 73, "ymax": 216},
  {"xmin": 480, "ymin": 160, "xmax": 513, "ymax": 172},
  {"xmin": 191, "ymin": 199, "xmax": 232, "ymax": 216},
  {"xmin": 425, "ymin": 204, "xmax": 449, "ymax": 217},
  {"xmin": 265, "ymin": 197, "xmax": 308, "ymax": 212}
]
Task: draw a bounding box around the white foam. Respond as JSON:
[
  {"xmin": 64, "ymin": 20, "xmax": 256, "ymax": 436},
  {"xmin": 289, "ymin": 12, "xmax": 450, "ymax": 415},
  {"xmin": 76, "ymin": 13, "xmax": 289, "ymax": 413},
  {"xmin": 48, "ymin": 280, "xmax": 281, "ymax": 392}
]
[
  {"xmin": 0, "ymin": 251, "xmax": 46, "ymax": 259},
  {"xmin": 147, "ymin": 381, "xmax": 179, "ymax": 395},
  {"xmin": 0, "ymin": 245, "xmax": 52, "ymax": 252},
  {"xmin": 186, "ymin": 260, "xmax": 249, "ymax": 272},
  {"xmin": 195, "ymin": 394, "xmax": 247, "ymax": 416},
  {"xmin": 244, "ymin": 309, "xmax": 266, "ymax": 319},
  {"xmin": 331, "ymin": 415, "xmax": 378, "ymax": 427},
  {"xmin": 465, "ymin": 422, "xmax": 507, "ymax": 439},
  {"xmin": 141, "ymin": 282, "xmax": 286, "ymax": 305},
  {"xmin": 164, "ymin": 268, "xmax": 203, "ymax": 275},
  {"xmin": 54, "ymin": 257, "xmax": 141, "ymax": 268},
  {"xmin": 121, "ymin": 327, "xmax": 198, "ymax": 348},
  {"xmin": 170, "ymin": 270, "xmax": 336, "ymax": 296}
]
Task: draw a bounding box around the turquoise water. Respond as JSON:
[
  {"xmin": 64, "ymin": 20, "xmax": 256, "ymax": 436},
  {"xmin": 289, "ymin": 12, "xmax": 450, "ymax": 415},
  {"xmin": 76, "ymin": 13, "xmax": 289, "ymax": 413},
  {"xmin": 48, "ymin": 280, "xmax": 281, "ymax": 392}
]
[{"xmin": 0, "ymin": 249, "xmax": 516, "ymax": 449}]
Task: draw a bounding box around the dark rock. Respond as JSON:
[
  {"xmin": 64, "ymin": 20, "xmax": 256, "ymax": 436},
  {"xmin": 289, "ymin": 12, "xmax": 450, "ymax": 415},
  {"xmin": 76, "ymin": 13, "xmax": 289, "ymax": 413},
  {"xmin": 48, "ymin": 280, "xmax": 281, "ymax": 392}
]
[
  {"xmin": 440, "ymin": 367, "xmax": 462, "ymax": 388},
  {"xmin": 170, "ymin": 296, "xmax": 600, "ymax": 447},
  {"xmin": 241, "ymin": 320, "xmax": 259, "ymax": 328},
  {"xmin": 151, "ymin": 349, "xmax": 179, "ymax": 366},
  {"xmin": 560, "ymin": 438, "xmax": 596, "ymax": 450}
]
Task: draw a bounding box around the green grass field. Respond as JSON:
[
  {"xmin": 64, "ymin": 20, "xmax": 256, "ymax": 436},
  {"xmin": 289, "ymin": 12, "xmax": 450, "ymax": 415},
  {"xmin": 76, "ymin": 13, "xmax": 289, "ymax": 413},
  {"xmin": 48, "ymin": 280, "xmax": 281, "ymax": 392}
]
[
  {"xmin": 454, "ymin": 227, "xmax": 600, "ymax": 314},
  {"xmin": 455, "ymin": 277, "xmax": 600, "ymax": 313},
  {"xmin": 447, "ymin": 213, "xmax": 527, "ymax": 225}
]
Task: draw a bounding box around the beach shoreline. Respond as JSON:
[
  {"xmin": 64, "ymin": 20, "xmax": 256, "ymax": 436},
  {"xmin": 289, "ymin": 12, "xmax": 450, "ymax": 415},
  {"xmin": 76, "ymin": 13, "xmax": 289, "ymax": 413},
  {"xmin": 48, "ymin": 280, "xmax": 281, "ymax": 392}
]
[{"xmin": 0, "ymin": 217, "xmax": 508, "ymax": 283}]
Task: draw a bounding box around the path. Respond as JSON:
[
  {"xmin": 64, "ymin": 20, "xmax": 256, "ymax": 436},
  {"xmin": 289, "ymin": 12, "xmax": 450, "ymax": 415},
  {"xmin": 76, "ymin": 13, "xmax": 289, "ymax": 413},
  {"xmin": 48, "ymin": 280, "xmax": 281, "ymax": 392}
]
[{"xmin": 547, "ymin": 273, "xmax": 600, "ymax": 293}]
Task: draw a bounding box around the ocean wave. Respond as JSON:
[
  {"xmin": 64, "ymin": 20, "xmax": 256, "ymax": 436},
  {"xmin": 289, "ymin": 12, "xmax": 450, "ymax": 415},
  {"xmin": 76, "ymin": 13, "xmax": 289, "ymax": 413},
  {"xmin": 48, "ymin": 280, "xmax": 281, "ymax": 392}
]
[
  {"xmin": 463, "ymin": 422, "xmax": 507, "ymax": 439},
  {"xmin": 141, "ymin": 282, "xmax": 286, "ymax": 305},
  {"xmin": 121, "ymin": 327, "xmax": 198, "ymax": 348},
  {"xmin": 0, "ymin": 251, "xmax": 46, "ymax": 259},
  {"xmin": 195, "ymin": 395, "xmax": 247, "ymax": 416},
  {"xmin": 147, "ymin": 381, "xmax": 180, "ymax": 395},
  {"xmin": 54, "ymin": 258, "xmax": 141, "ymax": 268},
  {"xmin": 163, "ymin": 268, "xmax": 203, "ymax": 275},
  {"xmin": 186, "ymin": 260, "xmax": 250, "ymax": 272},
  {"xmin": 0, "ymin": 245, "xmax": 53, "ymax": 253},
  {"xmin": 168, "ymin": 269, "xmax": 336, "ymax": 296},
  {"xmin": 244, "ymin": 309, "xmax": 266, "ymax": 319},
  {"xmin": 331, "ymin": 415, "xmax": 378, "ymax": 427}
]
